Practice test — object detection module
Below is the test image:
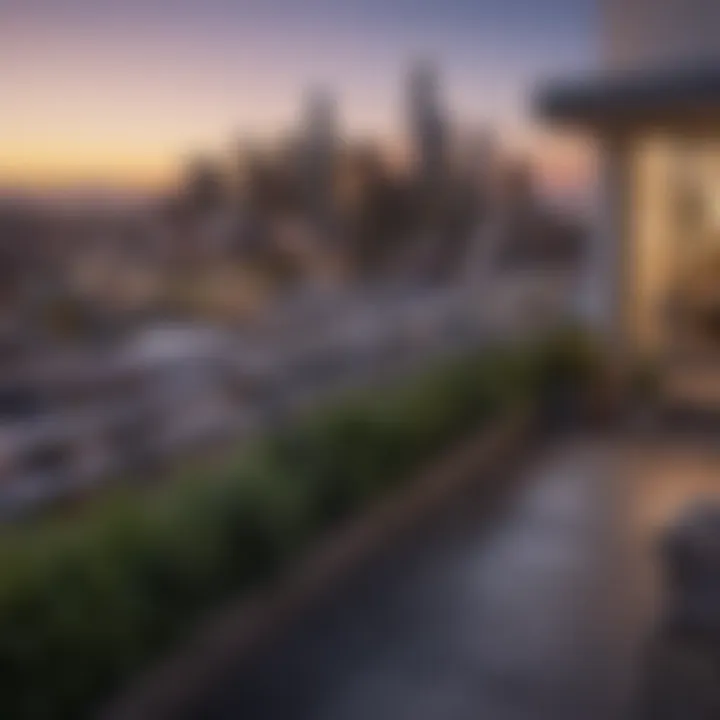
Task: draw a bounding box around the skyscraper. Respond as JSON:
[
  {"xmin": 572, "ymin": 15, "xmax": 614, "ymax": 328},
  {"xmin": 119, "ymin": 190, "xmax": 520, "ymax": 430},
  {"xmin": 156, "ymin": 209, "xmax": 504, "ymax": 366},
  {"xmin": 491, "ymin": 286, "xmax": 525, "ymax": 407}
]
[
  {"xmin": 300, "ymin": 88, "xmax": 337, "ymax": 234},
  {"xmin": 407, "ymin": 60, "xmax": 447, "ymax": 190},
  {"xmin": 183, "ymin": 156, "xmax": 226, "ymax": 214}
]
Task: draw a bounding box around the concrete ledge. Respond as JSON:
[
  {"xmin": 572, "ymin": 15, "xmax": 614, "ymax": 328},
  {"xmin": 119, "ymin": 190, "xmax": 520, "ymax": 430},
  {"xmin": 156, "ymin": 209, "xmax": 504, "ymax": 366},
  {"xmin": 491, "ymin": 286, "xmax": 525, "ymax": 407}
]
[{"xmin": 102, "ymin": 407, "xmax": 534, "ymax": 720}]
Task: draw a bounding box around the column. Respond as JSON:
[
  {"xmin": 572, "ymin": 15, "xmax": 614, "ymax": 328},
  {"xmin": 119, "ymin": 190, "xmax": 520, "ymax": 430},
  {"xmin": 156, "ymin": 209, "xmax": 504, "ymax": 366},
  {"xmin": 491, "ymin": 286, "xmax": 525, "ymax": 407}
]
[{"xmin": 579, "ymin": 138, "xmax": 629, "ymax": 349}]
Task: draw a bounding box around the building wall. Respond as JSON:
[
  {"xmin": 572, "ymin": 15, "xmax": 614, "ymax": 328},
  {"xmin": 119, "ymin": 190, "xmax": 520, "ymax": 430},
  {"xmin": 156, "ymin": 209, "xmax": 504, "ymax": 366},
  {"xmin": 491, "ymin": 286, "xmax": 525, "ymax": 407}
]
[
  {"xmin": 605, "ymin": 0, "xmax": 720, "ymax": 73},
  {"xmin": 595, "ymin": 0, "xmax": 720, "ymax": 357}
]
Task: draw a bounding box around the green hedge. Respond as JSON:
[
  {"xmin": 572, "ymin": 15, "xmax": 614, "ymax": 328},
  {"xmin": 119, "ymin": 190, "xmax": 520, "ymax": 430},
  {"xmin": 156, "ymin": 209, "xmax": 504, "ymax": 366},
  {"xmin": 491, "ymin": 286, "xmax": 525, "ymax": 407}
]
[{"xmin": 0, "ymin": 343, "xmax": 564, "ymax": 719}]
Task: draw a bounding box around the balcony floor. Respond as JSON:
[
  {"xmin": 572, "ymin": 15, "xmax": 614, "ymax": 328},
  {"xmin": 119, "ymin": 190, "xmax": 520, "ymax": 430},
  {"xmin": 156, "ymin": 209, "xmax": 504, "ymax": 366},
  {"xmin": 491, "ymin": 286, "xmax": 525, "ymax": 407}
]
[{"xmin": 186, "ymin": 432, "xmax": 720, "ymax": 720}]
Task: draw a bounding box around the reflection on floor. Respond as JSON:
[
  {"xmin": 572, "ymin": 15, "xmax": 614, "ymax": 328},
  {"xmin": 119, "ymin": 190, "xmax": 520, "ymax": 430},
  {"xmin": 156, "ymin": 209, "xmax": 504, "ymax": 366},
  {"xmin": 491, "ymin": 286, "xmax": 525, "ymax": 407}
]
[{"xmin": 189, "ymin": 433, "xmax": 720, "ymax": 720}]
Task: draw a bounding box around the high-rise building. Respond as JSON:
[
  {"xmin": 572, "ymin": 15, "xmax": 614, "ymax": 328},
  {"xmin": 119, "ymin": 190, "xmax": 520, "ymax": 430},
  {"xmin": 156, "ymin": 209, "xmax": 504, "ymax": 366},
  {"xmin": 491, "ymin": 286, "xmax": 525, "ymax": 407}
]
[
  {"xmin": 407, "ymin": 60, "xmax": 447, "ymax": 189},
  {"xmin": 300, "ymin": 88, "xmax": 337, "ymax": 233},
  {"xmin": 183, "ymin": 156, "xmax": 226, "ymax": 213}
]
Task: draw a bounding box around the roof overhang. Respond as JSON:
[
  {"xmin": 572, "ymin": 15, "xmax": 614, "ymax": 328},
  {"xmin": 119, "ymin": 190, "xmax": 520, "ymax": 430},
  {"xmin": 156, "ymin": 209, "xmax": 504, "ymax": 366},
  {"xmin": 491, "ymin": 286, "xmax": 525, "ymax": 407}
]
[{"xmin": 537, "ymin": 66, "xmax": 720, "ymax": 133}]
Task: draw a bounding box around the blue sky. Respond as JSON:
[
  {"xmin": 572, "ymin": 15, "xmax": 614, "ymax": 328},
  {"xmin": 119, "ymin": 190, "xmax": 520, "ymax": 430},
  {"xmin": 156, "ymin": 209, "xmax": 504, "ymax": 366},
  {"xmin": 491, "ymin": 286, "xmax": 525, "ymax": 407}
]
[{"xmin": 2, "ymin": 0, "xmax": 597, "ymax": 188}]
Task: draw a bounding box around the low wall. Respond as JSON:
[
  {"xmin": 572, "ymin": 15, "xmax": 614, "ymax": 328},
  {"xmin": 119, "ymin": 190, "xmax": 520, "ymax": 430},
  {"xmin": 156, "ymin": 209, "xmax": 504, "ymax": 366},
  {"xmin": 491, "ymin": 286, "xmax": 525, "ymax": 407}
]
[{"xmin": 103, "ymin": 408, "xmax": 535, "ymax": 720}]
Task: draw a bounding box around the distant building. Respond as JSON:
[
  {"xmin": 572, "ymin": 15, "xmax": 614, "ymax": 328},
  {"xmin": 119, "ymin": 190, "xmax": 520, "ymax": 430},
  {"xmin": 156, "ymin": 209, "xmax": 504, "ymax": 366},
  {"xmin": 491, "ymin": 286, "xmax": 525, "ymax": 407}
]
[
  {"xmin": 183, "ymin": 156, "xmax": 227, "ymax": 214},
  {"xmin": 408, "ymin": 60, "xmax": 448, "ymax": 191},
  {"xmin": 456, "ymin": 127, "xmax": 497, "ymax": 205},
  {"xmin": 300, "ymin": 88, "xmax": 338, "ymax": 235}
]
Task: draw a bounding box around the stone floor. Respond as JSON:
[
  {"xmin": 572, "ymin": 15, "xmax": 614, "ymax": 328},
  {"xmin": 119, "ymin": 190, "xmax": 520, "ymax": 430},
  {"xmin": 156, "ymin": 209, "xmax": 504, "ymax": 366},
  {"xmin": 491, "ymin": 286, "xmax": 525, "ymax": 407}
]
[{"xmin": 187, "ymin": 432, "xmax": 720, "ymax": 720}]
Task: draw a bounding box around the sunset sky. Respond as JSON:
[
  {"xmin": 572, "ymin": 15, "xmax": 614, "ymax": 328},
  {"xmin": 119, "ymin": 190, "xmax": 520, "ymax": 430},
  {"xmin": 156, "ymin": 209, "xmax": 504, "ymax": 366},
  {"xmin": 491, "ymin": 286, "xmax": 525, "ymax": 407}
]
[{"xmin": 2, "ymin": 0, "xmax": 597, "ymax": 194}]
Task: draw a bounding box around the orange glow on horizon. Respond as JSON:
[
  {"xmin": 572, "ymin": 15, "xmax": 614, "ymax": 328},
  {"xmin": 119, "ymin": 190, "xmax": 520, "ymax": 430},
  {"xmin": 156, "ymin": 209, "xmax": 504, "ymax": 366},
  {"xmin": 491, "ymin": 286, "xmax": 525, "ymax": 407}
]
[
  {"xmin": 0, "ymin": 131, "xmax": 593, "ymax": 197},
  {"xmin": 0, "ymin": 158, "xmax": 176, "ymax": 192}
]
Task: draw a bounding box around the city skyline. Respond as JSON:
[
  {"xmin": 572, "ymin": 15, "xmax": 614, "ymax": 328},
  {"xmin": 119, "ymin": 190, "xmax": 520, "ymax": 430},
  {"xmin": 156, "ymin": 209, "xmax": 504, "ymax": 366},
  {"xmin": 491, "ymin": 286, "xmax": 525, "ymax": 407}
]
[{"xmin": 2, "ymin": 0, "xmax": 596, "ymax": 197}]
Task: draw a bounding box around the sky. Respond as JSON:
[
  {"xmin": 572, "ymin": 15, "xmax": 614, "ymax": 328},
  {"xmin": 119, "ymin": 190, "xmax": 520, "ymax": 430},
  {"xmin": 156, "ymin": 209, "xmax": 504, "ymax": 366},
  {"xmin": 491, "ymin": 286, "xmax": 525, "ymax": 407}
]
[{"xmin": 1, "ymin": 0, "xmax": 597, "ymax": 195}]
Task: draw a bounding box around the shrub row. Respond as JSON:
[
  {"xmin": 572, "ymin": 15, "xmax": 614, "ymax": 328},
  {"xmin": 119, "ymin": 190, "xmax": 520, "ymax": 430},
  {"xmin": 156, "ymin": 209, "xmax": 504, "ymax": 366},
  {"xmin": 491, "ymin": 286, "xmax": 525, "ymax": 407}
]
[{"xmin": 0, "ymin": 337, "xmax": 593, "ymax": 719}]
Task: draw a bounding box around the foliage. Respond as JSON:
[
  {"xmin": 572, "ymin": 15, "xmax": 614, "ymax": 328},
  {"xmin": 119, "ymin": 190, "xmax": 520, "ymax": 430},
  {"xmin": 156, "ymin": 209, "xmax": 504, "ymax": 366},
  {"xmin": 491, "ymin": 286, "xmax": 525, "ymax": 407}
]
[
  {"xmin": 532, "ymin": 325, "xmax": 605, "ymax": 393},
  {"xmin": 0, "ymin": 346, "xmax": 544, "ymax": 719},
  {"xmin": 629, "ymin": 356, "xmax": 663, "ymax": 403}
]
